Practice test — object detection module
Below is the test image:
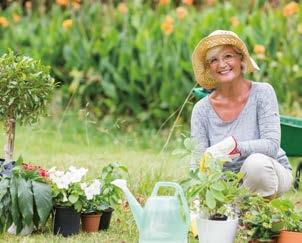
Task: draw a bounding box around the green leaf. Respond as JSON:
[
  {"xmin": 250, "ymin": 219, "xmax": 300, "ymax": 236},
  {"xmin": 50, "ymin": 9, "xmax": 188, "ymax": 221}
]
[
  {"xmin": 211, "ymin": 181, "xmax": 225, "ymax": 191},
  {"xmin": 271, "ymin": 221, "xmax": 284, "ymax": 232},
  {"xmin": 0, "ymin": 179, "xmax": 9, "ymax": 200},
  {"xmin": 32, "ymin": 181, "xmax": 52, "ymax": 225},
  {"xmin": 9, "ymin": 177, "xmax": 22, "ymax": 233},
  {"xmin": 211, "ymin": 190, "xmax": 225, "ymax": 202},
  {"xmin": 17, "ymin": 177, "xmax": 34, "ymax": 226},
  {"xmin": 69, "ymin": 195, "xmax": 79, "ymax": 204},
  {"xmin": 16, "ymin": 155, "xmax": 23, "ymax": 166},
  {"xmin": 205, "ymin": 190, "xmax": 216, "ymax": 210},
  {"xmin": 74, "ymin": 200, "xmax": 82, "ymax": 212}
]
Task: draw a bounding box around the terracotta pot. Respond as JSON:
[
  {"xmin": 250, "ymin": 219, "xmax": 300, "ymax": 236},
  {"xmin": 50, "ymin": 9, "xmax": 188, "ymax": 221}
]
[
  {"xmin": 278, "ymin": 230, "xmax": 302, "ymax": 243},
  {"xmin": 81, "ymin": 213, "xmax": 101, "ymax": 233}
]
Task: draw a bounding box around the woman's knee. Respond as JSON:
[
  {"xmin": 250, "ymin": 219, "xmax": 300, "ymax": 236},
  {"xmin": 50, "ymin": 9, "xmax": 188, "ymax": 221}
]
[
  {"xmin": 241, "ymin": 153, "xmax": 270, "ymax": 175},
  {"xmin": 240, "ymin": 153, "xmax": 278, "ymax": 197}
]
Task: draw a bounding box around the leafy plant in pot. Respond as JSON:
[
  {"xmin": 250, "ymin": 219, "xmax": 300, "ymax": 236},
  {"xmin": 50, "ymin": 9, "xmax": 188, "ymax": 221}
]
[
  {"xmin": 48, "ymin": 166, "xmax": 87, "ymax": 236},
  {"xmin": 0, "ymin": 158, "xmax": 52, "ymax": 235},
  {"xmin": 241, "ymin": 197, "xmax": 284, "ymax": 243},
  {"xmin": 80, "ymin": 179, "xmax": 103, "ymax": 232},
  {"xmin": 271, "ymin": 199, "xmax": 302, "ymax": 243},
  {"xmin": 181, "ymin": 153, "xmax": 246, "ymax": 243},
  {"xmin": 98, "ymin": 162, "xmax": 128, "ymax": 230}
]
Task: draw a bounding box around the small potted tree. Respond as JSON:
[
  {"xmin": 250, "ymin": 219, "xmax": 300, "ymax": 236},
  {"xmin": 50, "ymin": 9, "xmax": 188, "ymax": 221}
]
[{"xmin": 0, "ymin": 50, "xmax": 55, "ymax": 162}]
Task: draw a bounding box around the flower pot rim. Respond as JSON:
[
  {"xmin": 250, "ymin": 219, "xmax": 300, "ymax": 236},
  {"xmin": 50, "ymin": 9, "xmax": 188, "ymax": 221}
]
[
  {"xmin": 54, "ymin": 205, "xmax": 76, "ymax": 209},
  {"xmin": 81, "ymin": 212, "xmax": 102, "ymax": 216},
  {"xmin": 280, "ymin": 230, "xmax": 302, "ymax": 234},
  {"xmin": 198, "ymin": 214, "xmax": 238, "ymax": 222},
  {"xmin": 102, "ymin": 207, "xmax": 114, "ymax": 213}
]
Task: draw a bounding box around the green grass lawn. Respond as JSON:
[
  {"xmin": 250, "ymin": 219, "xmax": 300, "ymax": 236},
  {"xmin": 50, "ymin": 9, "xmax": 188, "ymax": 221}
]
[{"xmin": 0, "ymin": 113, "xmax": 301, "ymax": 242}]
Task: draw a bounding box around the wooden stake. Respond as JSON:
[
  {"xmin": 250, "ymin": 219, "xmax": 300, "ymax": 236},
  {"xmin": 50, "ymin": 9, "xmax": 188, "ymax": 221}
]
[{"xmin": 4, "ymin": 117, "xmax": 16, "ymax": 161}]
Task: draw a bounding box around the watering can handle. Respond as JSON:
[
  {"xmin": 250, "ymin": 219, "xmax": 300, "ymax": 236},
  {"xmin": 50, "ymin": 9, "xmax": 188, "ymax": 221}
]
[{"xmin": 151, "ymin": 182, "xmax": 190, "ymax": 226}]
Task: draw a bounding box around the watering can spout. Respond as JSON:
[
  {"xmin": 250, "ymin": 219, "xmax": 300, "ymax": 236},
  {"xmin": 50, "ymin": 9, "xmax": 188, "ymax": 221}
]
[{"xmin": 111, "ymin": 179, "xmax": 144, "ymax": 231}]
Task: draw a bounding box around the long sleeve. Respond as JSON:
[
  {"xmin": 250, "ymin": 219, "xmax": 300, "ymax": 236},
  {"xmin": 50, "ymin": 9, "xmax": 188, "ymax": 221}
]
[
  {"xmin": 190, "ymin": 102, "xmax": 210, "ymax": 168},
  {"xmin": 237, "ymin": 83, "xmax": 280, "ymax": 158}
]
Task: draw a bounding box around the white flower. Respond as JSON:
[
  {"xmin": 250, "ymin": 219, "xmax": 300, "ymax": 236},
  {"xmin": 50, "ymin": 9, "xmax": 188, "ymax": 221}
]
[
  {"xmin": 48, "ymin": 166, "xmax": 88, "ymax": 189},
  {"xmin": 53, "ymin": 174, "xmax": 71, "ymax": 189},
  {"xmin": 82, "ymin": 179, "xmax": 102, "ymax": 200},
  {"xmin": 80, "ymin": 182, "xmax": 86, "ymax": 189},
  {"xmin": 68, "ymin": 166, "xmax": 87, "ymax": 183}
]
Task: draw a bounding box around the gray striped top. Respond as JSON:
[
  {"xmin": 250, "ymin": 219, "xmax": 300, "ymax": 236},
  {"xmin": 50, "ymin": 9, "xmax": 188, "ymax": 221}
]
[{"xmin": 190, "ymin": 81, "xmax": 291, "ymax": 172}]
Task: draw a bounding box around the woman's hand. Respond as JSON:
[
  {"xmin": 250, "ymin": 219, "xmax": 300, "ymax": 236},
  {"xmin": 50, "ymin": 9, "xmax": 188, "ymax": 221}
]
[{"xmin": 206, "ymin": 136, "xmax": 240, "ymax": 159}]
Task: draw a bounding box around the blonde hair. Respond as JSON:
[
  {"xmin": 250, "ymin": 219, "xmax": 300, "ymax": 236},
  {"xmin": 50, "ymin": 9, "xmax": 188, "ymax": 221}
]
[{"xmin": 205, "ymin": 45, "xmax": 247, "ymax": 73}]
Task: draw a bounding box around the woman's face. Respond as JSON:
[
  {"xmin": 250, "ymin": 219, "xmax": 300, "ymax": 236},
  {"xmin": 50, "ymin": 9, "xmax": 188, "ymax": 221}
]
[{"xmin": 207, "ymin": 46, "xmax": 243, "ymax": 84}]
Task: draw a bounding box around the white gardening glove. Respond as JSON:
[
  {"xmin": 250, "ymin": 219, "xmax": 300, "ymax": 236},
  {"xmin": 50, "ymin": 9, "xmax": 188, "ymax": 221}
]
[{"xmin": 205, "ymin": 136, "xmax": 240, "ymax": 160}]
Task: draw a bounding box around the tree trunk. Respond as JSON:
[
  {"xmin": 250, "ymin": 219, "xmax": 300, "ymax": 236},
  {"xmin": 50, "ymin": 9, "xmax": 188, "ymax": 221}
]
[{"xmin": 4, "ymin": 117, "xmax": 16, "ymax": 161}]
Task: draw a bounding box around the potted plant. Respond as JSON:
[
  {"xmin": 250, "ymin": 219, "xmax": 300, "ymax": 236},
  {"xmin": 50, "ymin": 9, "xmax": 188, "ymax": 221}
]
[
  {"xmin": 241, "ymin": 197, "xmax": 284, "ymax": 243},
  {"xmin": 0, "ymin": 157, "xmax": 52, "ymax": 235},
  {"xmin": 80, "ymin": 179, "xmax": 103, "ymax": 232},
  {"xmin": 98, "ymin": 162, "xmax": 128, "ymax": 230},
  {"xmin": 181, "ymin": 153, "xmax": 246, "ymax": 243},
  {"xmin": 272, "ymin": 199, "xmax": 302, "ymax": 243},
  {"xmin": 48, "ymin": 166, "xmax": 87, "ymax": 236},
  {"xmin": 0, "ymin": 50, "xmax": 55, "ymax": 162}
]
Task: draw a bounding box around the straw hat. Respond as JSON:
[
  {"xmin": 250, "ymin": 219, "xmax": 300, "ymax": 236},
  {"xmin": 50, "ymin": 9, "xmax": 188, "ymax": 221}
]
[{"xmin": 192, "ymin": 30, "xmax": 260, "ymax": 89}]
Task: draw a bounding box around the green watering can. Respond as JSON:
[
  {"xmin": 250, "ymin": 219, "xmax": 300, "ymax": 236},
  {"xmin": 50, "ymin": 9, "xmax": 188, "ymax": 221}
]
[{"xmin": 112, "ymin": 179, "xmax": 190, "ymax": 243}]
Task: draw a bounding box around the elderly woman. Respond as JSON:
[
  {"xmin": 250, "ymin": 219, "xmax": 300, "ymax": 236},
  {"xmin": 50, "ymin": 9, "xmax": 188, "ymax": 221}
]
[{"xmin": 191, "ymin": 30, "xmax": 292, "ymax": 198}]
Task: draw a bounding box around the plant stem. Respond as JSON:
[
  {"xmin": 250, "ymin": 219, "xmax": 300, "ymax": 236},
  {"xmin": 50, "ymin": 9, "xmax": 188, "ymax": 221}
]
[{"xmin": 160, "ymin": 83, "xmax": 197, "ymax": 153}]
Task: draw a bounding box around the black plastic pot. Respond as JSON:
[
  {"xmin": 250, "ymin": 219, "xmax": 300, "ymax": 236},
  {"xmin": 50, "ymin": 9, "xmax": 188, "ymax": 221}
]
[
  {"xmin": 53, "ymin": 206, "xmax": 80, "ymax": 237},
  {"xmin": 99, "ymin": 207, "xmax": 114, "ymax": 230}
]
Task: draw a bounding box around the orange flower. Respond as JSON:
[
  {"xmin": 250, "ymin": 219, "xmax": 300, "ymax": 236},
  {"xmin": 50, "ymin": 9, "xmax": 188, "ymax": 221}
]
[
  {"xmin": 56, "ymin": 0, "xmax": 68, "ymax": 6},
  {"xmin": 0, "ymin": 16, "xmax": 9, "ymax": 27},
  {"xmin": 283, "ymin": 1, "xmax": 299, "ymax": 17},
  {"xmin": 12, "ymin": 13, "xmax": 21, "ymax": 23},
  {"xmin": 298, "ymin": 23, "xmax": 302, "ymax": 34},
  {"xmin": 230, "ymin": 16, "xmax": 240, "ymax": 27},
  {"xmin": 72, "ymin": 1, "xmax": 81, "ymax": 10},
  {"xmin": 164, "ymin": 15, "xmax": 174, "ymax": 24},
  {"xmin": 159, "ymin": 0, "xmax": 169, "ymax": 6},
  {"xmin": 161, "ymin": 16, "xmax": 174, "ymax": 35},
  {"xmin": 63, "ymin": 19, "xmax": 73, "ymax": 29},
  {"xmin": 176, "ymin": 7, "xmax": 188, "ymax": 20},
  {"xmin": 117, "ymin": 3, "xmax": 128, "ymax": 14},
  {"xmin": 205, "ymin": 0, "xmax": 216, "ymax": 6},
  {"xmin": 253, "ymin": 44, "xmax": 266, "ymax": 59},
  {"xmin": 182, "ymin": 0, "xmax": 193, "ymax": 5}
]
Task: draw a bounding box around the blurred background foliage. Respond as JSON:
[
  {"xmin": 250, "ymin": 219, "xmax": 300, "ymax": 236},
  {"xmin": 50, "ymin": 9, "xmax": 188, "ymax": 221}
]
[{"xmin": 0, "ymin": 0, "xmax": 301, "ymax": 128}]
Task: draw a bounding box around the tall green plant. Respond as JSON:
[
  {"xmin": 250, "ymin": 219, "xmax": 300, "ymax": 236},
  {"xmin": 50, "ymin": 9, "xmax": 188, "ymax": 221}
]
[{"xmin": 0, "ymin": 50, "xmax": 55, "ymax": 161}]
